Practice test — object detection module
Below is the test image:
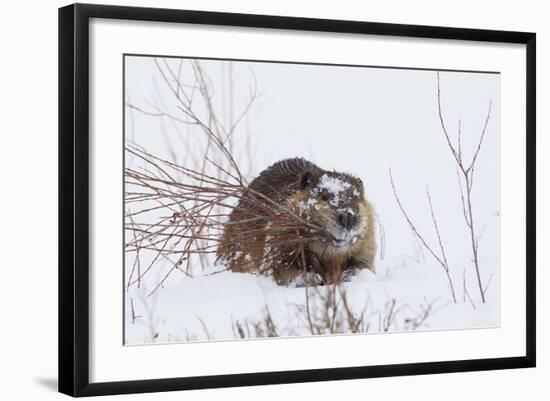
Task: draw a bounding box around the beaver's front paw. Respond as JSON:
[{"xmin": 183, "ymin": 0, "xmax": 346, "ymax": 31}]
[
  {"xmin": 341, "ymin": 269, "xmax": 358, "ymax": 282},
  {"xmin": 291, "ymin": 272, "xmax": 325, "ymax": 287}
]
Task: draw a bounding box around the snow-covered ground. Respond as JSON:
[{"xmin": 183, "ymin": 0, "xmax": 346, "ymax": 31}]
[
  {"xmin": 124, "ymin": 56, "xmax": 500, "ymax": 345},
  {"xmin": 125, "ymin": 253, "xmax": 499, "ymax": 344}
]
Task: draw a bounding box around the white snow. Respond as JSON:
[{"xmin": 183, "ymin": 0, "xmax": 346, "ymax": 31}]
[
  {"xmin": 124, "ymin": 56, "xmax": 500, "ymax": 345},
  {"xmin": 318, "ymin": 174, "xmax": 351, "ymax": 194},
  {"xmin": 316, "ymin": 174, "xmax": 352, "ymax": 206},
  {"xmin": 330, "ymin": 217, "xmax": 366, "ymax": 250},
  {"xmin": 298, "ymin": 197, "xmax": 320, "ymax": 214},
  {"xmin": 124, "ymin": 255, "xmax": 499, "ymax": 344}
]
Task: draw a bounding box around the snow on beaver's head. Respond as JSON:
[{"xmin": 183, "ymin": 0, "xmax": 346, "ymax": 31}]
[
  {"xmin": 291, "ymin": 168, "xmax": 369, "ymax": 254},
  {"xmin": 217, "ymin": 157, "xmax": 376, "ymax": 286}
]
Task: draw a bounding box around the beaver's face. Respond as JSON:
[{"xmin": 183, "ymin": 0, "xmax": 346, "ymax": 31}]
[{"xmin": 296, "ymin": 170, "xmax": 367, "ymax": 252}]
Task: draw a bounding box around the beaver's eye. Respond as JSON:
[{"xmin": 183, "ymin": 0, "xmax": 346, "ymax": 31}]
[{"xmin": 320, "ymin": 192, "xmax": 331, "ymax": 202}]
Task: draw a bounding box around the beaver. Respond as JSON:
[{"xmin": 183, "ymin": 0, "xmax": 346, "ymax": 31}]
[{"xmin": 216, "ymin": 158, "xmax": 376, "ymax": 286}]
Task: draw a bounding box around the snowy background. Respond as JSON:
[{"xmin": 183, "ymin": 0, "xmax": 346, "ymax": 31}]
[{"xmin": 124, "ymin": 55, "xmax": 500, "ymax": 344}]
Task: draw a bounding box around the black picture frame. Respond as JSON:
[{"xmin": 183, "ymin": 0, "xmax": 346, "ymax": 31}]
[{"xmin": 59, "ymin": 3, "xmax": 536, "ymax": 397}]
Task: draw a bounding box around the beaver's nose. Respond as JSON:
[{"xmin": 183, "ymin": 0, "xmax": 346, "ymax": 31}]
[{"xmin": 338, "ymin": 212, "xmax": 357, "ymax": 230}]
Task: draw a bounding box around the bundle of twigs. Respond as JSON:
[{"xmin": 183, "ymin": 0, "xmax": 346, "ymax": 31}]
[
  {"xmin": 125, "ymin": 143, "xmax": 334, "ymax": 295},
  {"xmin": 124, "ymin": 58, "xmax": 339, "ymax": 295}
]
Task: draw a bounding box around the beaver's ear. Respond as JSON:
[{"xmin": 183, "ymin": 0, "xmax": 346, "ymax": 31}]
[
  {"xmin": 357, "ymin": 178, "xmax": 364, "ymax": 193},
  {"xmin": 299, "ymin": 170, "xmax": 315, "ymax": 189}
]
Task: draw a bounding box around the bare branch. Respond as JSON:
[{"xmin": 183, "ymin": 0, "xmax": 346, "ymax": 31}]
[
  {"xmin": 389, "ymin": 169, "xmax": 457, "ymax": 303},
  {"xmin": 426, "ymin": 187, "xmax": 457, "ymax": 303},
  {"xmin": 436, "ymin": 72, "xmax": 492, "ymax": 303}
]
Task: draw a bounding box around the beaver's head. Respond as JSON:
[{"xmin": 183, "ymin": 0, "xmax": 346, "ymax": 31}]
[{"xmin": 293, "ymin": 168, "xmax": 368, "ymax": 252}]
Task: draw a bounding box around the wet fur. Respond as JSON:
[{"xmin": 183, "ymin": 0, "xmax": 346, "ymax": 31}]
[{"xmin": 216, "ymin": 158, "xmax": 376, "ymax": 285}]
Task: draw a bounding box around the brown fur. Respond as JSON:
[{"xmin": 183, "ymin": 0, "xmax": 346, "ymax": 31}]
[{"xmin": 216, "ymin": 158, "xmax": 376, "ymax": 286}]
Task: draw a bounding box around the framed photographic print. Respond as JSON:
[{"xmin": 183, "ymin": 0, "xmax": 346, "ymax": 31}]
[{"xmin": 58, "ymin": 3, "xmax": 536, "ymax": 397}]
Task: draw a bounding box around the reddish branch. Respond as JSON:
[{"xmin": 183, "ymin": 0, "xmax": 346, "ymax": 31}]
[{"xmin": 125, "ymin": 142, "xmax": 333, "ymax": 296}]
